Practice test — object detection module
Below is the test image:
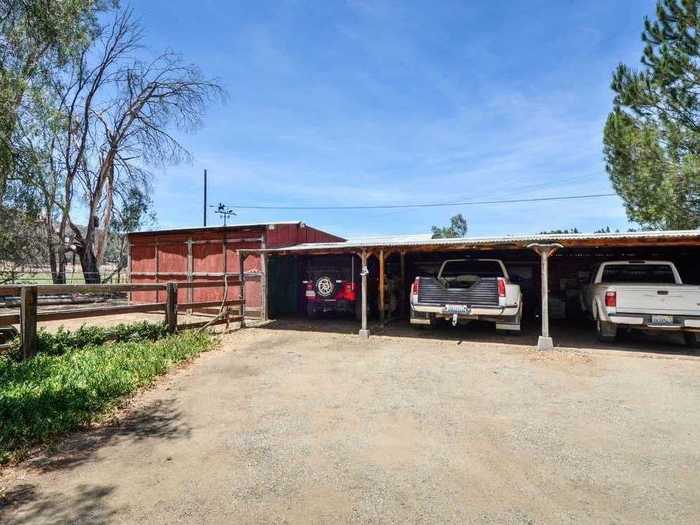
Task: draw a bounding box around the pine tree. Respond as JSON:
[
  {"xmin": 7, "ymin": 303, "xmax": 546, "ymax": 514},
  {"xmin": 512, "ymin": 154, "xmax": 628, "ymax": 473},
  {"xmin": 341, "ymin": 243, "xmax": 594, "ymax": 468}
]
[{"xmin": 604, "ymin": 0, "xmax": 700, "ymax": 229}]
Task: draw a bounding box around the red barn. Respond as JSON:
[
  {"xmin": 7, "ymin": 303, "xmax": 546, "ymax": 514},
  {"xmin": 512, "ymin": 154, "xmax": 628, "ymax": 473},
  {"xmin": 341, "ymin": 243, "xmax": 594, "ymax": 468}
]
[{"xmin": 127, "ymin": 222, "xmax": 344, "ymax": 318}]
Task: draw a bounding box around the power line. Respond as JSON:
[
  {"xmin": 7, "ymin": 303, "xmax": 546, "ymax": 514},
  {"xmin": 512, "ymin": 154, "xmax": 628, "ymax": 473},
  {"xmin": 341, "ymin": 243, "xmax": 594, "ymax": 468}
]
[{"xmin": 231, "ymin": 192, "xmax": 618, "ymax": 211}]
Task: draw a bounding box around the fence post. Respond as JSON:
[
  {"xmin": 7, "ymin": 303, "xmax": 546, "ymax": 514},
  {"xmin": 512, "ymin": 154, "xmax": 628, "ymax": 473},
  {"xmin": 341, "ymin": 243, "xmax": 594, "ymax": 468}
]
[
  {"xmin": 20, "ymin": 286, "xmax": 38, "ymax": 359},
  {"xmin": 165, "ymin": 282, "xmax": 178, "ymax": 333}
]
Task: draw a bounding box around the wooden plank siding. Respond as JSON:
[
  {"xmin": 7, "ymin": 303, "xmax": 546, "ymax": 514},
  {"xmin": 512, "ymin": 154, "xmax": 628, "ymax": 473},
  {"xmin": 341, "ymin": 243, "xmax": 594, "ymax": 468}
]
[{"xmin": 127, "ymin": 223, "xmax": 345, "ymax": 314}]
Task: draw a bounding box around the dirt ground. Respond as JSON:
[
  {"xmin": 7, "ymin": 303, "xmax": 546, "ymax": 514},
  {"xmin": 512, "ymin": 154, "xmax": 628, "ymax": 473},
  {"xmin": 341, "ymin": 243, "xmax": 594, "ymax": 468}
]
[{"xmin": 1, "ymin": 318, "xmax": 699, "ymax": 524}]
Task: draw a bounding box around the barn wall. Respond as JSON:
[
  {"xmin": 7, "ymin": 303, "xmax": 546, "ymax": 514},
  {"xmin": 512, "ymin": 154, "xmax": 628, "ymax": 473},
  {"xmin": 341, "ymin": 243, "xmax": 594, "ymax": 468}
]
[
  {"xmin": 128, "ymin": 222, "xmax": 343, "ymax": 317},
  {"xmin": 265, "ymin": 223, "xmax": 344, "ymax": 247},
  {"xmin": 129, "ymin": 227, "xmax": 266, "ymax": 314}
]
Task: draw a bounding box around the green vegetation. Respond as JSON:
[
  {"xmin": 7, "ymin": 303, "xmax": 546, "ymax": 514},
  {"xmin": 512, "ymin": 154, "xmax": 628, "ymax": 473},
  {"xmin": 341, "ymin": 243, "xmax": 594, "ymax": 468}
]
[
  {"xmin": 431, "ymin": 214, "xmax": 468, "ymax": 238},
  {"xmin": 3, "ymin": 321, "xmax": 168, "ymax": 360},
  {"xmin": 0, "ymin": 327, "xmax": 214, "ymax": 463},
  {"xmin": 604, "ymin": 0, "xmax": 700, "ymax": 229},
  {"xmin": 2, "ymin": 4, "xmax": 221, "ymax": 285}
]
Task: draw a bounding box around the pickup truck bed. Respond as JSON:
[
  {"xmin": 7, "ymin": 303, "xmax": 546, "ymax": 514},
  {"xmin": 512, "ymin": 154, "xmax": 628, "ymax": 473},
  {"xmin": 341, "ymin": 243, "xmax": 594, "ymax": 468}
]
[
  {"xmin": 410, "ymin": 258, "xmax": 522, "ymax": 332},
  {"xmin": 582, "ymin": 260, "xmax": 700, "ymax": 347}
]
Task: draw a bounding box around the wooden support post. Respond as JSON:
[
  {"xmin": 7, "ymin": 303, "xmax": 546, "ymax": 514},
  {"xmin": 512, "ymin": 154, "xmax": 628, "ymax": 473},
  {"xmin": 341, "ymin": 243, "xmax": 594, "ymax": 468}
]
[
  {"xmin": 127, "ymin": 243, "xmax": 132, "ymax": 302},
  {"xmin": 155, "ymin": 240, "xmax": 160, "ymax": 302},
  {"xmin": 261, "ymin": 253, "xmax": 269, "ymax": 321},
  {"xmin": 399, "ymin": 251, "xmax": 406, "ymax": 318},
  {"xmin": 527, "ymin": 243, "xmax": 563, "ymax": 350},
  {"xmin": 186, "ymin": 238, "xmax": 193, "ymax": 315},
  {"xmin": 359, "ymin": 250, "xmax": 369, "ymax": 338},
  {"xmin": 165, "ymin": 282, "xmax": 178, "ymax": 333},
  {"xmin": 379, "ymin": 249, "xmax": 385, "ymax": 326},
  {"xmin": 20, "ymin": 286, "xmax": 38, "ymax": 360},
  {"xmin": 239, "ymin": 251, "xmax": 246, "ymax": 328}
]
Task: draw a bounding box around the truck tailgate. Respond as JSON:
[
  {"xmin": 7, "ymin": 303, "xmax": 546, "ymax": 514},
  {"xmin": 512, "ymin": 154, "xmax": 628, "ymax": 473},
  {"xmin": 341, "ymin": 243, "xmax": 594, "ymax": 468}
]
[
  {"xmin": 417, "ymin": 277, "xmax": 499, "ymax": 306},
  {"xmin": 617, "ymin": 285, "xmax": 700, "ymax": 316}
]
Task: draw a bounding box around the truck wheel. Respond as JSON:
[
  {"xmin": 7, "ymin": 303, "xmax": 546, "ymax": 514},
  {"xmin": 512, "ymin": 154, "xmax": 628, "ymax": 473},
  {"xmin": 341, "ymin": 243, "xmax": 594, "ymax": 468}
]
[
  {"xmin": 596, "ymin": 319, "xmax": 617, "ymax": 342},
  {"xmin": 683, "ymin": 332, "xmax": 699, "ymax": 350}
]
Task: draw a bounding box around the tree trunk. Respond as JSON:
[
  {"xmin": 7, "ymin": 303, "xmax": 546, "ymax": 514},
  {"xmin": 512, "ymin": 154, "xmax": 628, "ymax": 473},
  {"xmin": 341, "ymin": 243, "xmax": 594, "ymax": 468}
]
[
  {"xmin": 77, "ymin": 245, "xmax": 101, "ymax": 284},
  {"xmin": 45, "ymin": 215, "xmax": 66, "ymax": 284}
]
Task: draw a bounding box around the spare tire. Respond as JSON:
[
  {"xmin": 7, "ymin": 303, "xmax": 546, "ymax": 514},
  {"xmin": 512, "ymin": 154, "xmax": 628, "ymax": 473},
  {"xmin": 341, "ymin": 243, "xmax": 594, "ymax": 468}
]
[{"xmin": 315, "ymin": 276, "xmax": 336, "ymax": 298}]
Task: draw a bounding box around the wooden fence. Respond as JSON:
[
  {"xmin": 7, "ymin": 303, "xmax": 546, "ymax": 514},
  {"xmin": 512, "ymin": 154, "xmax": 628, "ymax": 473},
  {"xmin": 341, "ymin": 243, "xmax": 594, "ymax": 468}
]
[{"xmin": 0, "ymin": 279, "xmax": 244, "ymax": 360}]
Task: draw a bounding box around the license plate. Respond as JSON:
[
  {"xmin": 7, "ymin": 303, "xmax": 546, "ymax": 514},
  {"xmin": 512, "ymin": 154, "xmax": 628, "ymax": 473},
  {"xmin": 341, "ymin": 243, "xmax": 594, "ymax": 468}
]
[
  {"xmin": 651, "ymin": 315, "xmax": 674, "ymax": 325},
  {"xmin": 305, "ymin": 291, "xmax": 316, "ymax": 298},
  {"xmin": 445, "ymin": 304, "xmax": 469, "ymax": 314}
]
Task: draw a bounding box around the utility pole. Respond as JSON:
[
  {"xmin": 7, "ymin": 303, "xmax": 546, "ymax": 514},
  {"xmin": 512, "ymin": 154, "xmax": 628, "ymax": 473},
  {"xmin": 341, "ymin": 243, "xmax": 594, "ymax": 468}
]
[{"xmin": 203, "ymin": 169, "xmax": 208, "ymax": 226}]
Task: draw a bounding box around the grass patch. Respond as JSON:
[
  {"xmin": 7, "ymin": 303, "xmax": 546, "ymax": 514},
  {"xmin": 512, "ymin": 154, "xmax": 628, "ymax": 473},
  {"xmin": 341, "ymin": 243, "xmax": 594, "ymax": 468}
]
[{"xmin": 0, "ymin": 330, "xmax": 215, "ymax": 463}]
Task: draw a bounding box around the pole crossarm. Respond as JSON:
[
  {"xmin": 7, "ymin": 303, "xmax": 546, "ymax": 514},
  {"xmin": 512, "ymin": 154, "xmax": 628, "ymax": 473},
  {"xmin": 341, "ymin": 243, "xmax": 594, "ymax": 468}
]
[{"xmin": 526, "ymin": 242, "xmax": 563, "ymax": 256}]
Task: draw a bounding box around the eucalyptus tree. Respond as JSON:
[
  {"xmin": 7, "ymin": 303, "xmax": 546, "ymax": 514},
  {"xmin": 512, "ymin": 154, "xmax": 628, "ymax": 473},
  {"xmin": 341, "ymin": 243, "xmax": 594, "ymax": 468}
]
[
  {"xmin": 42, "ymin": 8, "xmax": 223, "ymax": 282},
  {"xmin": 0, "ymin": 0, "xmax": 106, "ymax": 200}
]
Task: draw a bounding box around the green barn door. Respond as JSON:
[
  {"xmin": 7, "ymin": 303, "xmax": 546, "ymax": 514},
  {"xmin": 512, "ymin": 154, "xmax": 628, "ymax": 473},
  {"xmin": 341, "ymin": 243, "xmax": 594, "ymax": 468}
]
[{"xmin": 268, "ymin": 255, "xmax": 300, "ymax": 317}]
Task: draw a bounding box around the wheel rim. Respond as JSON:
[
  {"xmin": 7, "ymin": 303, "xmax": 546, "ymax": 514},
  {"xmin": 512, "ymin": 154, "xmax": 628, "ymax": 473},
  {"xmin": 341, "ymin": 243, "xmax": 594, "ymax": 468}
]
[{"xmin": 316, "ymin": 277, "xmax": 334, "ymax": 297}]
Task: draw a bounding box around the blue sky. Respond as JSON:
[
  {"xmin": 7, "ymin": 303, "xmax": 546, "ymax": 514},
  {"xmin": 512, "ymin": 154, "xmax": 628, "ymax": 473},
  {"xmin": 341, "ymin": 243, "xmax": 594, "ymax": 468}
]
[{"xmin": 132, "ymin": 0, "xmax": 655, "ymax": 238}]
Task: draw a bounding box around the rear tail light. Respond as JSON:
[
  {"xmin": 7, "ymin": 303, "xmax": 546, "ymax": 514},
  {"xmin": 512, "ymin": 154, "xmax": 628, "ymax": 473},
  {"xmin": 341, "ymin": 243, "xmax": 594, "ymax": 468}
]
[
  {"xmin": 343, "ymin": 282, "xmax": 356, "ymax": 300},
  {"xmin": 605, "ymin": 291, "xmax": 617, "ymax": 307},
  {"xmin": 411, "ymin": 277, "xmax": 420, "ymax": 296},
  {"xmin": 497, "ymin": 277, "xmax": 506, "ymax": 297},
  {"xmin": 306, "ymin": 282, "xmax": 314, "ymax": 291}
]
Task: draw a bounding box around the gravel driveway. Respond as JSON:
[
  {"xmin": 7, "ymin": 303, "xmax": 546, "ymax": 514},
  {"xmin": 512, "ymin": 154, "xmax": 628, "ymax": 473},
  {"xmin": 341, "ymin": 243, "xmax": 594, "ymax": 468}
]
[{"xmin": 1, "ymin": 320, "xmax": 699, "ymax": 524}]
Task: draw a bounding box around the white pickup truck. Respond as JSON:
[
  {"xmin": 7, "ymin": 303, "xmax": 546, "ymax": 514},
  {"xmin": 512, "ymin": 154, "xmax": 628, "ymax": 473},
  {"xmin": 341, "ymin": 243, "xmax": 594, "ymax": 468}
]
[
  {"xmin": 409, "ymin": 258, "xmax": 522, "ymax": 332},
  {"xmin": 581, "ymin": 260, "xmax": 700, "ymax": 347}
]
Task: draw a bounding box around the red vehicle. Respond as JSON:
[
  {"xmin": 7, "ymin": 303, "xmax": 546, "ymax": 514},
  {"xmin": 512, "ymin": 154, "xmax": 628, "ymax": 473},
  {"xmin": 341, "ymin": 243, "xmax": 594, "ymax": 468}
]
[{"xmin": 302, "ymin": 255, "xmax": 362, "ymax": 319}]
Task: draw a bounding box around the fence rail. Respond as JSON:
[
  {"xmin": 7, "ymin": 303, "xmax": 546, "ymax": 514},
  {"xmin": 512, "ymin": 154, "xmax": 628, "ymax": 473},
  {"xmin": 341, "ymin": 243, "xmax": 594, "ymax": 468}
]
[{"xmin": 0, "ymin": 281, "xmax": 245, "ymax": 360}]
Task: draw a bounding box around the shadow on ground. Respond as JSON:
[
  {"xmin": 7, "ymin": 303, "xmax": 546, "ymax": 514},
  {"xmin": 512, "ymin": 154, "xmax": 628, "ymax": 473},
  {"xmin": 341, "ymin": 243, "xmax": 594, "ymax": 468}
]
[
  {"xmin": 1, "ymin": 397, "xmax": 189, "ymax": 522},
  {"xmin": 0, "ymin": 482, "xmax": 118, "ymax": 525},
  {"xmin": 258, "ymin": 315, "xmax": 699, "ymax": 357},
  {"xmin": 22, "ymin": 397, "xmax": 191, "ymax": 474}
]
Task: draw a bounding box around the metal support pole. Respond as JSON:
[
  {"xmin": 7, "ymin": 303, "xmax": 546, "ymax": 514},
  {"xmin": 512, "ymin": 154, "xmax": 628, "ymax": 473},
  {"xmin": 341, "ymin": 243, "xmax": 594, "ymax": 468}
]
[
  {"xmin": 203, "ymin": 169, "xmax": 207, "ymax": 227},
  {"xmin": 527, "ymin": 243, "xmax": 563, "ymax": 351},
  {"xmin": 540, "ymin": 251, "xmax": 550, "ymax": 339},
  {"xmin": 359, "ymin": 250, "xmax": 369, "ymax": 338}
]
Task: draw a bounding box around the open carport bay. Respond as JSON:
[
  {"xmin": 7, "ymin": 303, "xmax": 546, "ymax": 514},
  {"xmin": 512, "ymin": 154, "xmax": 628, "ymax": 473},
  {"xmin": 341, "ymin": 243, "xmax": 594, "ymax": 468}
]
[{"xmin": 261, "ymin": 233, "xmax": 700, "ymax": 352}]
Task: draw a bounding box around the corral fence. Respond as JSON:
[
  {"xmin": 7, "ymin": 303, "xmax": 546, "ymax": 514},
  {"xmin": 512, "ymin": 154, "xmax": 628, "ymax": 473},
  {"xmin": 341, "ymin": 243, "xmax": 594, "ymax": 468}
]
[
  {"xmin": 0, "ymin": 279, "xmax": 245, "ymax": 360},
  {"xmin": 1, "ymin": 266, "xmax": 127, "ymax": 285}
]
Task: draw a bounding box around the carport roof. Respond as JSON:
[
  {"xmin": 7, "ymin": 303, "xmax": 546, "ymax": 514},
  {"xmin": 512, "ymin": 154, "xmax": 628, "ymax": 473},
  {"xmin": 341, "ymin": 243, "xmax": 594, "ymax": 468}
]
[{"xmin": 254, "ymin": 229, "xmax": 700, "ymax": 254}]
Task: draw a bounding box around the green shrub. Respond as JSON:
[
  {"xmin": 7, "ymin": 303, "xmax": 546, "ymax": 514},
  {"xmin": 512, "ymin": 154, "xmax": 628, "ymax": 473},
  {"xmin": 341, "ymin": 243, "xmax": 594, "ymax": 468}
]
[
  {"xmin": 3, "ymin": 321, "xmax": 168, "ymax": 360},
  {"xmin": 0, "ymin": 330, "xmax": 214, "ymax": 463}
]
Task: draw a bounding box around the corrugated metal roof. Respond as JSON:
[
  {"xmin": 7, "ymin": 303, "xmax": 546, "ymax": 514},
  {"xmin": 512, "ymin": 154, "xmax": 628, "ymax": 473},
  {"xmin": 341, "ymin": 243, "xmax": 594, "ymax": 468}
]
[{"xmin": 260, "ymin": 229, "xmax": 700, "ymax": 253}]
